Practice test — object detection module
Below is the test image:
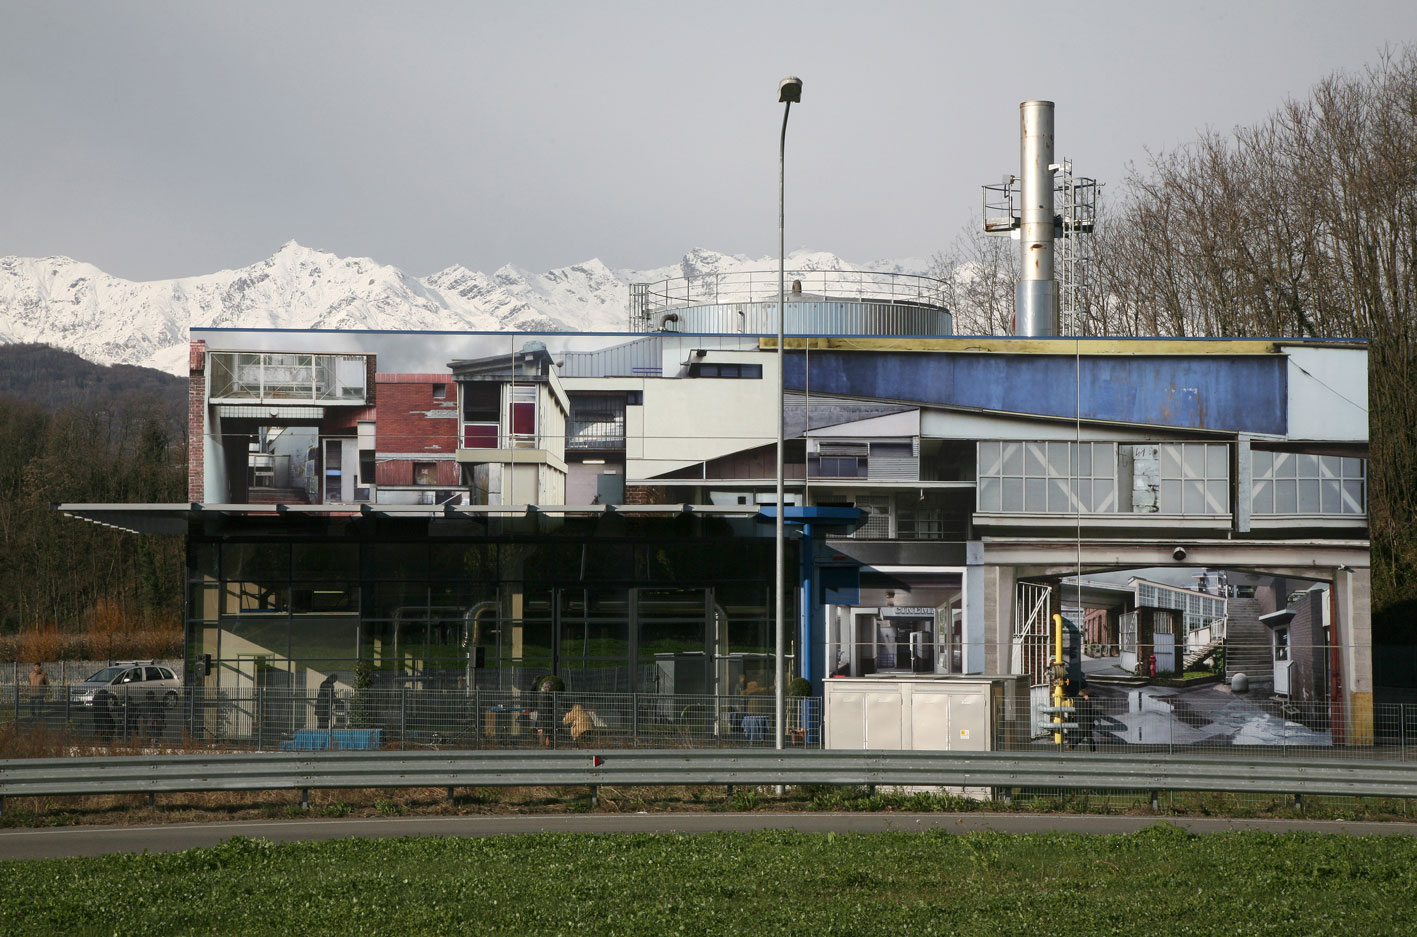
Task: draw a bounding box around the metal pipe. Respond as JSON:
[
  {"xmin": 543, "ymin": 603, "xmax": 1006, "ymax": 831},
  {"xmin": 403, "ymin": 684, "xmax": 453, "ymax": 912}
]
[{"xmin": 1017, "ymin": 100, "xmax": 1058, "ymax": 336}]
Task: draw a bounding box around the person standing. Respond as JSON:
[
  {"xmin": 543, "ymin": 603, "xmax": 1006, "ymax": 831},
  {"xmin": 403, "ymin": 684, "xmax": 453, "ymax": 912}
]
[
  {"xmin": 315, "ymin": 674, "xmax": 338, "ymax": 729},
  {"xmin": 27, "ymin": 663, "xmax": 49, "ymax": 720}
]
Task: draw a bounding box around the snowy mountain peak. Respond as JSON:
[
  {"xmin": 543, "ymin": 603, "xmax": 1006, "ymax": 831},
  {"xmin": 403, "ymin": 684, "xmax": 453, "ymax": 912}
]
[{"xmin": 0, "ymin": 244, "xmax": 926, "ymax": 375}]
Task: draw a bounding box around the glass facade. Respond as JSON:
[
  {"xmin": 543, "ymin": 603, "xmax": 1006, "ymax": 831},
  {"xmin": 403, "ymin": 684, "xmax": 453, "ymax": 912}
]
[
  {"xmin": 1252, "ymin": 451, "xmax": 1366, "ymax": 516},
  {"xmin": 187, "ymin": 520, "xmax": 786, "ymax": 701},
  {"xmin": 976, "ymin": 441, "xmax": 1118, "ymax": 513}
]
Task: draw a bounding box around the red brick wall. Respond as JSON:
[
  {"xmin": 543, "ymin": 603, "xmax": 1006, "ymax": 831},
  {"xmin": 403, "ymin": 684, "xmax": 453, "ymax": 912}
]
[
  {"xmin": 374, "ymin": 375, "xmax": 458, "ymax": 455},
  {"xmin": 188, "ymin": 340, "xmax": 206, "ymax": 501}
]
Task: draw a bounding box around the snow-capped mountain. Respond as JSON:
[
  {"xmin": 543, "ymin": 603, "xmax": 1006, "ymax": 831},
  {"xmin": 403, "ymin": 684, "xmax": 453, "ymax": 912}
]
[{"xmin": 0, "ymin": 242, "xmax": 928, "ymax": 376}]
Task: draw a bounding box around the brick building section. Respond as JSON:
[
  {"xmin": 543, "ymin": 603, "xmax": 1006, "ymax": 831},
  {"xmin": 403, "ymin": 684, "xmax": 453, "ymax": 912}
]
[
  {"xmin": 188, "ymin": 340, "xmax": 206, "ymax": 501},
  {"xmin": 374, "ymin": 374, "xmax": 460, "ymax": 486}
]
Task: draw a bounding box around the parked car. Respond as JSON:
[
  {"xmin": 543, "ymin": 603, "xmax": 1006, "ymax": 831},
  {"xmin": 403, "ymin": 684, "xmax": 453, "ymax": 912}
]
[{"xmin": 69, "ymin": 662, "xmax": 182, "ymax": 710}]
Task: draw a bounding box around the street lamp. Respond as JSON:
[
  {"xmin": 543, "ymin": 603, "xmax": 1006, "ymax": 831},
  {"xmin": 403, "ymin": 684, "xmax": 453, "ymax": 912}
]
[{"xmin": 775, "ymin": 75, "xmax": 801, "ymax": 753}]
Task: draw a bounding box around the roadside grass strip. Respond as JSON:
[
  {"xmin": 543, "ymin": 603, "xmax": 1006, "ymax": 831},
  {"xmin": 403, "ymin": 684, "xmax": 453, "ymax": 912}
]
[{"xmin": 4, "ymin": 827, "xmax": 1417, "ymax": 936}]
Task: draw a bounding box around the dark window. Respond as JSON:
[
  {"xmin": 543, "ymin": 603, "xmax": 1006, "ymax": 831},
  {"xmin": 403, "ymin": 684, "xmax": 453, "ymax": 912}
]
[
  {"xmin": 626, "ymin": 390, "xmax": 643, "ymax": 405},
  {"xmin": 432, "ymin": 383, "xmax": 447, "ymax": 399},
  {"xmin": 818, "ymin": 456, "xmax": 866, "ymax": 477},
  {"xmin": 688, "ymin": 363, "xmax": 762, "ymax": 379}
]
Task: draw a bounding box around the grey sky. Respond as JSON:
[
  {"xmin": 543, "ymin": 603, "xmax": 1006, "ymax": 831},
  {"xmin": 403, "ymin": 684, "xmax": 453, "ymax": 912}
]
[{"xmin": 3, "ymin": 1, "xmax": 1415, "ymax": 282}]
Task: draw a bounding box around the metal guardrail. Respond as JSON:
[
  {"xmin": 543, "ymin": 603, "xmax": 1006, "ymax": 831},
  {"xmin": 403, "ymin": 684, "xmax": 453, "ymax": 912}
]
[{"xmin": 3, "ymin": 750, "xmax": 1415, "ymax": 809}]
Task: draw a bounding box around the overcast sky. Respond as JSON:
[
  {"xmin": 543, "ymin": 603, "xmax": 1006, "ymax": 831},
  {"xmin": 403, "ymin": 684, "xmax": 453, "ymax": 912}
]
[{"xmin": 3, "ymin": 1, "xmax": 1415, "ymax": 281}]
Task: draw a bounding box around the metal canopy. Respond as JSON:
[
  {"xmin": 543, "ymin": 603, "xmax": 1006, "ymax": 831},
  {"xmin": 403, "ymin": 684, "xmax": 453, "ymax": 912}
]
[{"xmin": 55, "ymin": 502, "xmax": 778, "ymax": 536}]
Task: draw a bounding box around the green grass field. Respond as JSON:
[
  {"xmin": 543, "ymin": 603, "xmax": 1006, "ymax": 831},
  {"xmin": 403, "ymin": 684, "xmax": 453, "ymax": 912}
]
[{"xmin": 3, "ymin": 828, "xmax": 1415, "ymax": 936}]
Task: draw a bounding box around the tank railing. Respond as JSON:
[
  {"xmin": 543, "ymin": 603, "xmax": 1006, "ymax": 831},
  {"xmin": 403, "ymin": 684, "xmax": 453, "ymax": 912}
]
[{"xmin": 636, "ymin": 270, "xmax": 948, "ymax": 314}]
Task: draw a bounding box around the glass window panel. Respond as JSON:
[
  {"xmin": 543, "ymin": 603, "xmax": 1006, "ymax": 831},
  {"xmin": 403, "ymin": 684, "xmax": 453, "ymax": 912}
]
[
  {"xmin": 1183, "ymin": 479, "xmax": 1205, "ymax": 514},
  {"xmin": 977, "ymin": 441, "xmax": 1000, "ymax": 476},
  {"xmin": 1206, "ymin": 444, "xmax": 1227, "ymax": 477},
  {"xmin": 222, "ymin": 542, "xmax": 290, "ymax": 581},
  {"xmin": 428, "ymin": 544, "xmax": 497, "ymax": 581},
  {"xmin": 290, "ymin": 583, "xmax": 359, "ymax": 614},
  {"xmin": 363, "ymin": 543, "xmax": 428, "ymax": 580},
  {"xmin": 1298, "ymin": 479, "xmax": 1321, "ymax": 513},
  {"xmin": 1275, "ymin": 479, "xmax": 1298, "ymax": 513},
  {"xmin": 1343, "ymin": 457, "xmax": 1364, "ymax": 479},
  {"xmin": 189, "ymin": 582, "xmax": 220, "ymax": 621},
  {"xmin": 291, "ymin": 544, "xmax": 357, "ymax": 579},
  {"xmin": 191, "ymin": 543, "xmax": 219, "ymax": 580},
  {"xmin": 1047, "ymin": 478, "xmax": 1071, "ymax": 512},
  {"xmin": 289, "ymin": 615, "xmax": 360, "ymax": 663},
  {"xmin": 1160, "ymin": 445, "xmax": 1180, "ymax": 478},
  {"xmin": 1095, "ymin": 480, "xmax": 1116, "ymax": 513},
  {"xmin": 1024, "ymin": 443, "xmax": 1045, "ymax": 476},
  {"xmin": 1159, "ymin": 482, "xmax": 1181, "ymax": 514},
  {"xmin": 1320, "ymin": 479, "xmax": 1340, "ymax": 514},
  {"xmin": 1002, "ymin": 442, "xmax": 1023, "ymax": 476},
  {"xmin": 1319, "ymin": 455, "xmax": 1342, "ymax": 478},
  {"xmin": 1297, "ymin": 454, "xmax": 1319, "ymax": 477},
  {"xmin": 1272, "ymin": 451, "xmax": 1293, "ymax": 478},
  {"xmin": 1024, "ymin": 478, "xmax": 1046, "ymax": 512},
  {"xmin": 1047, "ymin": 442, "xmax": 1069, "ymax": 475},
  {"xmin": 365, "ymin": 582, "xmax": 430, "ymax": 622},
  {"xmin": 1075, "ymin": 479, "xmax": 1093, "ymax": 513},
  {"xmin": 978, "ymin": 477, "xmax": 1000, "ymax": 512},
  {"xmin": 1183, "ymin": 445, "xmax": 1204, "ymax": 479},
  {"xmin": 1342, "ymin": 480, "xmax": 1364, "ymax": 513},
  {"xmin": 1252, "ymin": 450, "xmax": 1273, "ymax": 478},
  {"xmin": 1002, "ymin": 478, "xmax": 1023, "ymax": 511},
  {"xmin": 1206, "ymin": 480, "xmax": 1228, "ymax": 514},
  {"xmin": 1078, "ymin": 444, "xmax": 1093, "ymax": 476},
  {"xmin": 1252, "ymin": 479, "xmax": 1272, "ymax": 514}
]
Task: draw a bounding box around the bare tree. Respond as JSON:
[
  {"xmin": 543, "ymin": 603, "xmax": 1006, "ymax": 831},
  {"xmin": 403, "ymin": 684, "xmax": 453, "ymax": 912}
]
[{"xmin": 1094, "ymin": 46, "xmax": 1417, "ymax": 608}]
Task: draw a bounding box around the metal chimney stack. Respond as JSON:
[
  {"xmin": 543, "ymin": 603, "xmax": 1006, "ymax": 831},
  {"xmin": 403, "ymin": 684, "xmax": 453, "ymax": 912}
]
[{"xmin": 1016, "ymin": 100, "xmax": 1057, "ymax": 336}]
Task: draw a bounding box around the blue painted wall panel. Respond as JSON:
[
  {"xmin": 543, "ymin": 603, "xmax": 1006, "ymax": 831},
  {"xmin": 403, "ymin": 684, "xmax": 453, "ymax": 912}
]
[{"xmin": 786, "ymin": 352, "xmax": 1287, "ymax": 434}]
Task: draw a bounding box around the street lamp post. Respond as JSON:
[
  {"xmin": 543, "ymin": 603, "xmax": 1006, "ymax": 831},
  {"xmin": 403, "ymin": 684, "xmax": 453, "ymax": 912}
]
[{"xmin": 775, "ymin": 75, "xmax": 801, "ymax": 753}]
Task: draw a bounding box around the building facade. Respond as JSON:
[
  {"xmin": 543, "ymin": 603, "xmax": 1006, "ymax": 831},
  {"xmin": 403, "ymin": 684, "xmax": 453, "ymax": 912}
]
[{"xmin": 64, "ymin": 318, "xmax": 1373, "ymax": 744}]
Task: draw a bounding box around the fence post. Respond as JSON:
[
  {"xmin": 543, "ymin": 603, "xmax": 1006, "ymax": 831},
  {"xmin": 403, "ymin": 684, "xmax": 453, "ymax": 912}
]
[
  {"xmin": 632, "ymin": 691, "xmax": 639, "ymax": 744},
  {"xmin": 400, "ymin": 685, "xmax": 407, "ymax": 751}
]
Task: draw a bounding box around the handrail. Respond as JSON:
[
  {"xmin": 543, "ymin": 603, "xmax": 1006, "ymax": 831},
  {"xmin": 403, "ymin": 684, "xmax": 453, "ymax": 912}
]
[
  {"xmin": 3, "ymin": 750, "xmax": 1415, "ymax": 809},
  {"xmin": 633, "ymin": 270, "xmax": 948, "ymax": 316}
]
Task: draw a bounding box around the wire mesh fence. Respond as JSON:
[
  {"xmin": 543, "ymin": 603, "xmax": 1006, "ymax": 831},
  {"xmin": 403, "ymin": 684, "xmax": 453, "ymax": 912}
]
[
  {"xmin": 2, "ymin": 685, "xmax": 822, "ymax": 753},
  {"xmin": 5, "ymin": 682, "xmax": 1417, "ymax": 763}
]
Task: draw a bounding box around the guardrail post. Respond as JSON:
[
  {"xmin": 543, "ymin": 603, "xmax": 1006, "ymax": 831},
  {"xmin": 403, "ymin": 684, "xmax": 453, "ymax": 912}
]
[
  {"xmin": 1294, "ymin": 793, "xmax": 1303, "ymax": 812},
  {"xmin": 1150, "ymin": 790, "xmax": 1160, "ymax": 811},
  {"xmin": 589, "ymin": 785, "xmax": 599, "ymax": 808},
  {"xmin": 301, "ymin": 788, "xmax": 309, "ymax": 812},
  {"xmin": 447, "ymin": 787, "xmax": 455, "ymax": 804}
]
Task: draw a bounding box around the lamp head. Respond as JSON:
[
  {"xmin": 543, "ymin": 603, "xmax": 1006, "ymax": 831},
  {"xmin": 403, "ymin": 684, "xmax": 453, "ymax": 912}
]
[{"xmin": 778, "ymin": 76, "xmax": 802, "ymax": 104}]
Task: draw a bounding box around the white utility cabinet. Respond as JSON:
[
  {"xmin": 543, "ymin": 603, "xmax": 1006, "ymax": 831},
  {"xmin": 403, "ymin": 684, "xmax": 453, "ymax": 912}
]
[{"xmin": 824, "ymin": 675, "xmax": 1028, "ymax": 751}]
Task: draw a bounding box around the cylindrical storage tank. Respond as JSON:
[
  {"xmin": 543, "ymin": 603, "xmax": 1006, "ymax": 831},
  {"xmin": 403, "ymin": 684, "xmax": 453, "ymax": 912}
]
[
  {"xmin": 1017, "ymin": 100, "xmax": 1057, "ymax": 336},
  {"xmin": 668, "ymin": 299, "xmax": 950, "ymax": 336}
]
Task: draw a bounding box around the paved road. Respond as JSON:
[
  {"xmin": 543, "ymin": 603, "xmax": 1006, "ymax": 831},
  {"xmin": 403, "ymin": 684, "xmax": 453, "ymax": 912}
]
[{"xmin": 2, "ymin": 812, "xmax": 1414, "ymax": 860}]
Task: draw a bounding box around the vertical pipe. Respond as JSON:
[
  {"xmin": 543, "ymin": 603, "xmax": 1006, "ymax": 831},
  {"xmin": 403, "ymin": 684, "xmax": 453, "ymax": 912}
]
[{"xmin": 1017, "ymin": 101, "xmax": 1058, "ymax": 336}]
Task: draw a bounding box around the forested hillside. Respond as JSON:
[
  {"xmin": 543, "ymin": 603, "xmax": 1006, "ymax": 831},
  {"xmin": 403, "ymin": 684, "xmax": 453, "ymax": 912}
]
[{"xmin": 0, "ymin": 344, "xmax": 186, "ymax": 643}]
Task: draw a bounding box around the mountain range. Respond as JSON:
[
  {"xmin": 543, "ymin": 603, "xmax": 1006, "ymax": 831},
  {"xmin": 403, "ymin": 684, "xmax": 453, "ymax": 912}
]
[{"xmin": 0, "ymin": 243, "xmax": 927, "ymax": 376}]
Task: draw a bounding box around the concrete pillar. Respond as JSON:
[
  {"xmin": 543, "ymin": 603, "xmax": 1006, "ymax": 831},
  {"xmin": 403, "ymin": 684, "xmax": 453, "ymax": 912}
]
[
  {"xmin": 1335, "ymin": 566, "xmax": 1373, "ymax": 745},
  {"xmin": 981, "ymin": 564, "xmax": 1018, "ymax": 675}
]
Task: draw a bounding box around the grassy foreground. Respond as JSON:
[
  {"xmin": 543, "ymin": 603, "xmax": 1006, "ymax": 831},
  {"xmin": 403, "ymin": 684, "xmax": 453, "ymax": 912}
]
[{"xmin": 3, "ymin": 828, "xmax": 1416, "ymax": 936}]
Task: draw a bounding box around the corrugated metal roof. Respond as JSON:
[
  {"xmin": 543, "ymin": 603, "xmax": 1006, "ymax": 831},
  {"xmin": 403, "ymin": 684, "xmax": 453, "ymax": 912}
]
[{"xmin": 559, "ymin": 336, "xmax": 666, "ymax": 377}]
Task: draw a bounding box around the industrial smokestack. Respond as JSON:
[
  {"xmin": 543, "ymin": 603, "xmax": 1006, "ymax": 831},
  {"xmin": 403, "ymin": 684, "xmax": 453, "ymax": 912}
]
[{"xmin": 1016, "ymin": 101, "xmax": 1057, "ymax": 336}]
